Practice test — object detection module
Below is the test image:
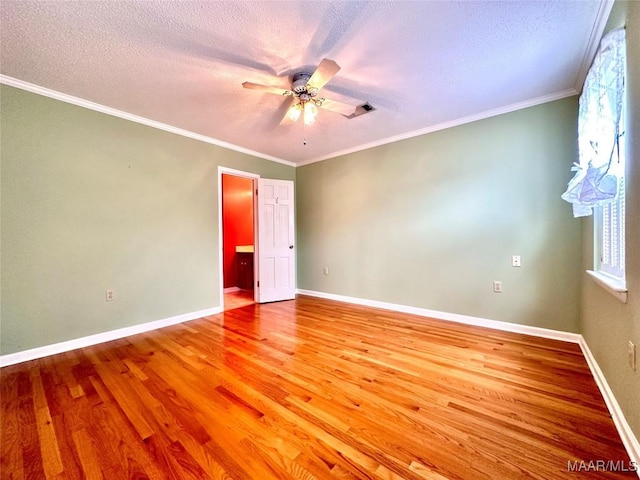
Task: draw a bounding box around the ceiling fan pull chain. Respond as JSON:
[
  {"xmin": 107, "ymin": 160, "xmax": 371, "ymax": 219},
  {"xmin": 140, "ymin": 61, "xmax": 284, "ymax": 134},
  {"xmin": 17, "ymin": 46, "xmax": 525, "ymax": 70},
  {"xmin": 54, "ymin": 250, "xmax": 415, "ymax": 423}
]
[{"xmin": 302, "ymin": 120, "xmax": 308, "ymax": 146}]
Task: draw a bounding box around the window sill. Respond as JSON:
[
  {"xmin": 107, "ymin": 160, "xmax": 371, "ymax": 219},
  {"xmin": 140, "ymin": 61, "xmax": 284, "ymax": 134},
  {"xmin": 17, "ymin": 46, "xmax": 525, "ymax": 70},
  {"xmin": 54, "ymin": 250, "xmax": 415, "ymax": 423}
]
[{"xmin": 586, "ymin": 270, "xmax": 628, "ymax": 303}]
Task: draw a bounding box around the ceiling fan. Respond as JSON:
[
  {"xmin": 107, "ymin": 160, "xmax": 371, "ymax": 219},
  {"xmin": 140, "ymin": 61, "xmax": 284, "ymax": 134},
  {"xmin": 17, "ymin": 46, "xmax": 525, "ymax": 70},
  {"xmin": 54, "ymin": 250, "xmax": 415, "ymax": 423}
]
[{"xmin": 242, "ymin": 58, "xmax": 361, "ymax": 126}]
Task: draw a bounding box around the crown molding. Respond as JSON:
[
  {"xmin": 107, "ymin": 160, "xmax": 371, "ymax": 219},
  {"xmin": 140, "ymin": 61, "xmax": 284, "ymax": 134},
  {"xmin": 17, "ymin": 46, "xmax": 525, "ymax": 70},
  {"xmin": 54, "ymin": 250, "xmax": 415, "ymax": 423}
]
[
  {"xmin": 573, "ymin": 0, "xmax": 615, "ymax": 92},
  {"xmin": 296, "ymin": 88, "xmax": 578, "ymax": 167},
  {"xmin": 0, "ymin": 74, "xmax": 296, "ymax": 168},
  {"xmin": 1, "ymin": 74, "xmax": 579, "ymax": 170}
]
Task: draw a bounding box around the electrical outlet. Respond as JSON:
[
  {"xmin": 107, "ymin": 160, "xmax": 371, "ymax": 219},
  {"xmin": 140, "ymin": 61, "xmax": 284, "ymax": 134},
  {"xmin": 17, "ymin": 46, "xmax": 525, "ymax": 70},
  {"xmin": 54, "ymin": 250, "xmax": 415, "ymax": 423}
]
[
  {"xmin": 493, "ymin": 281, "xmax": 503, "ymax": 293},
  {"xmin": 106, "ymin": 289, "xmax": 115, "ymax": 302},
  {"xmin": 512, "ymin": 255, "xmax": 521, "ymax": 267},
  {"xmin": 322, "ymin": 267, "xmax": 329, "ymax": 275},
  {"xmin": 629, "ymin": 341, "xmax": 636, "ymax": 370}
]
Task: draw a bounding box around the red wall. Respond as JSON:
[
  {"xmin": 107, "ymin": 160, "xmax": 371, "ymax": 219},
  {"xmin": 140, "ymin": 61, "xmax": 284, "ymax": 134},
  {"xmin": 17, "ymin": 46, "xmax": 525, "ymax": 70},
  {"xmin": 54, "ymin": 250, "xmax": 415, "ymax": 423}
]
[{"xmin": 222, "ymin": 175, "xmax": 254, "ymax": 289}]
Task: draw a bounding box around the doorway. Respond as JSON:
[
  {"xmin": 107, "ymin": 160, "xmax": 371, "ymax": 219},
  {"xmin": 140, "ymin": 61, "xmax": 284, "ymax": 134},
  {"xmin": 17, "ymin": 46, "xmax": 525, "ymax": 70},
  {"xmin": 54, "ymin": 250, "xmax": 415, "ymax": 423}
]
[
  {"xmin": 220, "ymin": 170, "xmax": 257, "ymax": 311},
  {"xmin": 218, "ymin": 167, "xmax": 296, "ymax": 311}
]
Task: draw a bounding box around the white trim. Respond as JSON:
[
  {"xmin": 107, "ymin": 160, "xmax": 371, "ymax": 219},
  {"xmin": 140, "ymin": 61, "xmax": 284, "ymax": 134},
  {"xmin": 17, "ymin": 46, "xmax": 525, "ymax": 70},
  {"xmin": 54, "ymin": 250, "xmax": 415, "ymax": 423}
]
[
  {"xmin": 586, "ymin": 270, "xmax": 628, "ymax": 303},
  {"xmin": 2, "ymin": 74, "xmax": 579, "ymax": 170},
  {"xmin": 223, "ymin": 287, "xmax": 241, "ymax": 293},
  {"xmin": 0, "ymin": 74, "xmax": 295, "ymax": 168},
  {"xmin": 296, "ymin": 88, "xmax": 578, "ymax": 167},
  {"xmin": 573, "ymin": 0, "xmax": 616, "ymax": 91},
  {"xmin": 296, "ymin": 289, "xmax": 581, "ymax": 343},
  {"xmin": 1, "ymin": 288, "xmax": 636, "ymax": 468},
  {"xmin": 218, "ymin": 167, "xmax": 261, "ymax": 179},
  {"xmin": 297, "ymin": 288, "xmax": 639, "ymax": 469},
  {"xmin": 0, "ymin": 306, "xmax": 222, "ymax": 368},
  {"xmin": 579, "ymin": 337, "xmax": 640, "ymax": 474}
]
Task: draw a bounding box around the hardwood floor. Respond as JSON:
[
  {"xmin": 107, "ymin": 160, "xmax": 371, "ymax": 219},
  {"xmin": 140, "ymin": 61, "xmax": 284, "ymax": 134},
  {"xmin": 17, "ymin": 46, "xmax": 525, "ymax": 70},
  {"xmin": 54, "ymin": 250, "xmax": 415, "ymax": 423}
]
[
  {"xmin": 224, "ymin": 290, "xmax": 255, "ymax": 311},
  {"xmin": 1, "ymin": 295, "xmax": 635, "ymax": 479}
]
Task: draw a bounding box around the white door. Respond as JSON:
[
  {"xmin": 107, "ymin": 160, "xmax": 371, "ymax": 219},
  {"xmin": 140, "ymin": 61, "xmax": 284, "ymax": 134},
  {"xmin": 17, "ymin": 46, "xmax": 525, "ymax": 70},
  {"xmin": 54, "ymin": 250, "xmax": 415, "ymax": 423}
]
[{"xmin": 257, "ymin": 178, "xmax": 295, "ymax": 303}]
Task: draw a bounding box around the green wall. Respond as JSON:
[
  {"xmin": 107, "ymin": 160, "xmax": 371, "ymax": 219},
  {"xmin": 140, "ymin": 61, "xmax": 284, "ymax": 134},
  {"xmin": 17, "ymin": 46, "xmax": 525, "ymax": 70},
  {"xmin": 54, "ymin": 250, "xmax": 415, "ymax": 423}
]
[
  {"xmin": 296, "ymin": 97, "xmax": 581, "ymax": 332},
  {"xmin": 580, "ymin": 0, "xmax": 640, "ymax": 440},
  {"xmin": 0, "ymin": 85, "xmax": 294, "ymax": 355}
]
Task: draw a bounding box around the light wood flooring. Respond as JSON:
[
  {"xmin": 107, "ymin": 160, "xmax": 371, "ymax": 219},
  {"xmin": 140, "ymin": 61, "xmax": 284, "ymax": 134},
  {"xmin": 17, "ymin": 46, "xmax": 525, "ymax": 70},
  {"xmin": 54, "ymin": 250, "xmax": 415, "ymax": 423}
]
[
  {"xmin": 1, "ymin": 295, "xmax": 635, "ymax": 479},
  {"xmin": 224, "ymin": 290, "xmax": 255, "ymax": 311}
]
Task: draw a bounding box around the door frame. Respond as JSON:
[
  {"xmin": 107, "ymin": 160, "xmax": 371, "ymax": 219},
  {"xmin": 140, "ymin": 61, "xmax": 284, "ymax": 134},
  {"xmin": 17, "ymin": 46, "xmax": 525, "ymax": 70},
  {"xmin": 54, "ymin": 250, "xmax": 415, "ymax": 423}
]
[{"xmin": 218, "ymin": 166, "xmax": 260, "ymax": 309}]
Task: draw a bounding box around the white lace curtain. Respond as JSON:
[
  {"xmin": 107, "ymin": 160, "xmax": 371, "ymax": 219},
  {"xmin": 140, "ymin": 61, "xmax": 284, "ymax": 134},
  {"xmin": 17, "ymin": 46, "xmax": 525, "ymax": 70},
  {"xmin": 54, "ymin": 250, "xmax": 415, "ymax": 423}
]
[{"xmin": 561, "ymin": 28, "xmax": 626, "ymax": 218}]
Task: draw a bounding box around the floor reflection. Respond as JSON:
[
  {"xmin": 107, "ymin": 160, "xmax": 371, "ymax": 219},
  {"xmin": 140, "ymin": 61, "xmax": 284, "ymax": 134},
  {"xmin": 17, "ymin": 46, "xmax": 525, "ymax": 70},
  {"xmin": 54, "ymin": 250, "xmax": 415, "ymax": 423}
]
[{"xmin": 223, "ymin": 290, "xmax": 254, "ymax": 311}]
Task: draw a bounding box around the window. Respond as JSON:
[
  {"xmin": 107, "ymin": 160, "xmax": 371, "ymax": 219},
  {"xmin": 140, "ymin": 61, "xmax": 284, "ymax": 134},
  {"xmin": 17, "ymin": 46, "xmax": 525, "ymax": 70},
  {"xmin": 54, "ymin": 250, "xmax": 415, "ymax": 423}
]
[
  {"xmin": 561, "ymin": 28, "xmax": 626, "ymax": 300},
  {"xmin": 595, "ymin": 104, "xmax": 625, "ymax": 281}
]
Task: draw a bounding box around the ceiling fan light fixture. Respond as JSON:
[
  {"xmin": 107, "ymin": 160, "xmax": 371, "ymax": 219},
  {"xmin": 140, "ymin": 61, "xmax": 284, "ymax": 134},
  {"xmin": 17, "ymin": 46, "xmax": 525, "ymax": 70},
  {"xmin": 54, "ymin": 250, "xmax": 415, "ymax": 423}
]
[
  {"xmin": 243, "ymin": 58, "xmax": 359, "ymax": 126},
  {"xmin": 288, "ymin": 103, "xmax": 303, "ymax": 122},
  {"xmin": 303, "ymin": 102, "xmax": 318, "ymax": 125}
]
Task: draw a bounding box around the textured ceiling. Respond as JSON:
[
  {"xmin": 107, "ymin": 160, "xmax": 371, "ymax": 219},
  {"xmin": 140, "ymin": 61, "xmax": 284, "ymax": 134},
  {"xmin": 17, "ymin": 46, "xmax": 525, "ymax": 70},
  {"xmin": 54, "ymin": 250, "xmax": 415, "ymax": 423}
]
[{"xmin": 1, "ymin": 1, "xmax": 610, "ymax": 166}]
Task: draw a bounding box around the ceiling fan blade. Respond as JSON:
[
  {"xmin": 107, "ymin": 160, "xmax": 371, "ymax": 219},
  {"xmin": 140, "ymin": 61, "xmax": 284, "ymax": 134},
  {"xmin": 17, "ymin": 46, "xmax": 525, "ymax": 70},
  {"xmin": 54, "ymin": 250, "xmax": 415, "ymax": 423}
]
[
  {"xmin": 307, "ymin": 58, "xmax": 341, "ymax": 91},
  {"xmin": 319, "ymin": 97, "xmax": 358, "ymax": 117},
  {"xmin": 279, "ymin": 97, "xmax": 299, "ymax": 126},
  {"xmin": 242, "ymin": 81, "xmax": 292, "ymax": 96}
]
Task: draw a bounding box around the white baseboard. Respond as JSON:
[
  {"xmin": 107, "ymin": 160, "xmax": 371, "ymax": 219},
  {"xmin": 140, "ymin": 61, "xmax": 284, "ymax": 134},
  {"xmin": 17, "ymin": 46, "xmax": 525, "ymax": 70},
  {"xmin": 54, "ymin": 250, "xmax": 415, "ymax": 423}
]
[
  {"xmin": 0, "ymin": 306, "xmax": 223, "ymax": 368},
  {"xmin": 296, "ymin": 289, "xmax": 582, "ymax": 343},
  {"xmin": 579, "ymin": 338, "xmax": 640, "ymax": 472},
  {"xmin": 2, "ymin": 289, "xmax": 637, "ymax": 471},
  {"xmin": 223, "ymin": 287, "xmax": 241, "ymax": 293},
  {"xmin": 296, "ymin": 288, "xmax": 639, "ymax": 470}
]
